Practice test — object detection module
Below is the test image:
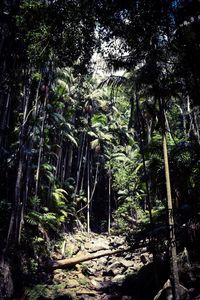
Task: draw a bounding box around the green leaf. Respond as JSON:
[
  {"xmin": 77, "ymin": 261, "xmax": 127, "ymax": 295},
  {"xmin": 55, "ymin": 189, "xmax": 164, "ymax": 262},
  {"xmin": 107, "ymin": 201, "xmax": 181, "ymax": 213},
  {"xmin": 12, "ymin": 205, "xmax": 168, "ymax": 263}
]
[
  {"xmin": 60, "ymin": 209, "xmax": 68, "ymax": 217},
  {"xmin": 111, "ymin": 153, "xmax": 130, "ymax": 162},
  {"xmin": 65, "ymin": 133, "xmax": 78, "ymax": 147},
  {"xmin": 55, "ymin": 188, "xmax": 68, "ymax": 196},
  {"xmin": 91, "ymin": 114, "xmax": 107, "ymax": 126},
  {"xmin": 99, "ymin": 132, "xmax": 113, "ymax": 141},
  {"xmin": 90, "ymin": 139, "xmax": 100, "ymax": 149},
  {"xmin": 87, "ymin": 131, "xmax": 98, "ymax": 138}
]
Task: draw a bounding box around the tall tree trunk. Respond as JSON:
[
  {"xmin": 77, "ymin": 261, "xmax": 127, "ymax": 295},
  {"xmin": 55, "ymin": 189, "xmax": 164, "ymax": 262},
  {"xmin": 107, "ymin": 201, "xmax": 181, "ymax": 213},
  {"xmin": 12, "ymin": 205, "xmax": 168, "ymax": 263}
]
[
  {"xmin": 128, "ymin": 97, "xmax": 134, "ymax": 129},
  {"xmin": 162, "ymin": 132, "xmax": 180, "ymax": 300},
  {"xmin": 74, "ymin": 131, "xmax": 86, "ymax": 197},
  {"xmin": 164, "ymin": 110, "xmax": 173, "ymax": 141},
  {"xmin": 135, "ymin": 91, "xmax": 159, "ymax": 288},
  {"xmin": 176, "ymin": 103, "xmax": 187, "ymax": 136},
  {"xmin": 80, "ymin": 140, "xmax": 89, "ymax": 192},
  {"xmin": 159, "ymin": 97, "xmax": 180, "ymax": 300},
  {"xmin": 87, "ymin": 147, "xmax": 90, "ymax": 233},
  {"xmin": 5, "ymin": 76, "xmax": 30, "ymax": 249},
  {"xmin": 0, "ymin": 89, "xmax": 11, "ymax": 147},
  {"xmin": 55, "ymin": 140, "xmax": 62, "ymax": 181},
  {"xmin": 65, "ymin": 144, "xmax": 73, "ymax": 179},
  {"xmin": 135, "ymin": 92, "xmax": 153, "ymax": 226},
  {"xmin": 77, "ymin": 159, "xmax": 99, "ymax": 215},
  {"xmin": 108, "ymin": 166, "xmax": 111, "ymax": 235},
  {"xmin": 35, "ymin": 85, "xmax": 48, "ymax": 197}
]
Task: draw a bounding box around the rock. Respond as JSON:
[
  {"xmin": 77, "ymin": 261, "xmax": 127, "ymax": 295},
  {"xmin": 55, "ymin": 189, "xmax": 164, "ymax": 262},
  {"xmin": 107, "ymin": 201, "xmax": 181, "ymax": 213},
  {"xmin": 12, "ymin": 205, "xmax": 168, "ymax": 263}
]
[
  {"xmin": 119, "ymin": 259, "xmax": 135, "ymax": 268},
  {"xmin": 107, "ymin": 257, "xmax": 116, "ymax": 264},
  {"xmin": 140, "ymin": 254, "xmax": 148, "ymax": 264},
  {"xmin": 76, "ymin": 289, "xmax": 97, "ymax": 296},
  {"xmin": 75, "ymin": 264, "xmax": 82, "ymax": 272},
  {"xmin": 108, "ymin": 261, "xmax": 122, "ymax": 269},
  {"xmin": 124, "ymin": 268, "xmax": 136, "ymax": 276},
  {"xmin": 53, "ymin": 271, "xmax": 67, "ymax": 282},
  {"xmin": 140, "ymin": 247, "xmax": 148, "ymax": 253},
  {"xmin": 149, "ymin": 253, "xmax": 153, "ymax": 261},
  {"xmin": 76, "ymin": 250, "xmax": 88, "ymax": 257},
  {"xmin": 77, "ymin": 273, "xmax": 86, "ymax": 280},
  {"xmin": 83, "ymin": 267, "xmax": 97, "ymax": 276},
  {"xmin": 66, "ymin": 279, "xmax": 79, "ymax": 288},
  {"xmin": 112, "ymin": 274, "xmax": 126, "ymax": 285},
  {"xmin": 154, "ymin": 279, "xmax": 190, "ymax": 300},
  {"xmin": 90, "ymin": 279, "xmax": 102, "ymax": 289},
  {"xmin": 98, "ymin": 257, "xmax": 108, "ymax": 266},
  {"xmin": 107, "ymin": 261, "xmax": 125, "ymax": 276},
  {"xmin": 103, "ymin": 270, "xmax": 115, "ymax": 276},
  {"xmin": 51, "ymin": 252, "xmax": 63, "ymax": 260},
  {"xmin": 54, "ymin": 294, "xmax": 75, "ymax": 300},
  {"xmin": 125, "ymin": 254, "xmax": 133, "ymax": 260},
  {"xmin": 112, "ymin": 267, "xmax": 125, "ymax": 276},
  {"xmin": 110, "ymin": 236, "xmax": 126, "ymax": 246},
  {"xmin": 65, "ymin": 242, "xmax": 80, "ymax": 257},
  {"xmin": 92, "ymin": 242, "xmax": 110, "ymax": 252},
  {"xmin": 84, "ymin": 242, "xmax": 94, "ymax": 250},
  {"xmin": 136, "ymin": 262, "xmax": 145, "ymax": 270}
]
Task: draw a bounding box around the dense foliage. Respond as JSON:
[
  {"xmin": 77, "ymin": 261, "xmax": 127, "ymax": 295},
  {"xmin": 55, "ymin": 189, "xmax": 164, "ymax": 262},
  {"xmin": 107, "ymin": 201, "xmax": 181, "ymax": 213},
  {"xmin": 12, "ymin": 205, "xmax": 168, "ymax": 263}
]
[{"xmin": 1, "ymin": 0, "xmax": 200, "ymax": 299}]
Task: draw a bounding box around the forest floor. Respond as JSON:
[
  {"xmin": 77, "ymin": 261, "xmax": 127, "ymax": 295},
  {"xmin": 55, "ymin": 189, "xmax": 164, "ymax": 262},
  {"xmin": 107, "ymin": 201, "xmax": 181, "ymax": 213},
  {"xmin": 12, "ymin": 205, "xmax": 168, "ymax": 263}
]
[
  {"xmin": 34, "ymin": 232, "xmax": 152, "ymax": 300},
  {"xmin": 26, "ymin": 232, "xmax": 200, "ymax": 300}
]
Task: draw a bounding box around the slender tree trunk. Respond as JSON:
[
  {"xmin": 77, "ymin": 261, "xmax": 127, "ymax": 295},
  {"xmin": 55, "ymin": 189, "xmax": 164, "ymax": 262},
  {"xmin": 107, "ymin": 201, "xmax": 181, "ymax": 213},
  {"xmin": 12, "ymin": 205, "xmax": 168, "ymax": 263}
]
[
  {"xmin": 19, "ymin": 151, "xmax": 31, "ymax": 244},
  {"xmin": 87, "ymin": 148, "xmax": 90, "ymax": 233},
  {"xmin": 128, "ymin": 97, "xmax": 134, "ymax": 129},
  {"xmin": 55, "ymin": 140, "xmax": 62, "ymax": 181},
  {"xmin": 77, "ymin": 160, "xmax": 99, "ymax": 214},
  {"xmin": 62, "ymin": 148, "xmax": 67, "ymax": 184},
  {"xmin": 74, "ymin": 131, "xmax": 86, "ymax": 197},
  {"xmin": 176, "ymin": 102, "xmax": 187, "ymax": 136},
  {"xmin": 65, "ymin": 144, "xmax": 73, "ymax": 179},
  {"xmin": 6, "ymin": 76, "xmax": 30, "ymax": 248},
  {"xmin": 108, "ymin": 166, "xmax": 111, "ymax": 235},
  {"xmin": 90, "ymin": 161, "xmax": 99, "ymax": 205},
  {"xmin": 147, "ymin": 120, "xmax": 152, "ymax": 144},
  {"xmin": 164, "ymin": 110, "xmax": 173, "ymax": 141},
  {"xmin": 35, "ymin": 86, "xmax": 48, "ymax": 196},
  {"xmin": 193, "ymin": 111, "xmax": 200, "ymax": 143},
  {"xmin": 135, "ymin": 91, "xmax": 160, "ymax": 289},
  {"xmin": 159, "ymin": 96, "xmax": 180, "ymax": 300},
  {"xmin": 135, "ymin": 92, "xmax": 153, "ymax": 225},
  {"xmin": 80, "ymin": 140, "xmax": 89, "ymax": 192},
  {"xmin": 162, "ymin": 132, "xmax": 180, "ymax": 300},
  {"xmin": 34, "ymin": 79, "xmax": 41, "ymax": 115},
  {"xmin": 0, "ymin": 89, "xmax": 11, "ymax": 147}
]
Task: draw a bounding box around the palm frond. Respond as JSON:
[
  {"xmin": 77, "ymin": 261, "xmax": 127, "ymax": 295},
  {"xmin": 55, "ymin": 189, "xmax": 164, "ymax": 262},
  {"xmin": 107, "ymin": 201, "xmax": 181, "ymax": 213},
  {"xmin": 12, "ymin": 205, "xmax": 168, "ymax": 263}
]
[{"xmin": 98, "ymin": 75, "xmax": 128, "ymax": 89}]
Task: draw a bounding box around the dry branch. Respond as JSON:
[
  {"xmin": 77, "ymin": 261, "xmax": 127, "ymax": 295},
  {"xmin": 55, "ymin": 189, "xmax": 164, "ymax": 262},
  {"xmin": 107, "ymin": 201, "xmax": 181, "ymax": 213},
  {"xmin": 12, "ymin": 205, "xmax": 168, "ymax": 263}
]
[{"xmin": 51, "ymin": 247, "xmax": 131, "ymax": 269}]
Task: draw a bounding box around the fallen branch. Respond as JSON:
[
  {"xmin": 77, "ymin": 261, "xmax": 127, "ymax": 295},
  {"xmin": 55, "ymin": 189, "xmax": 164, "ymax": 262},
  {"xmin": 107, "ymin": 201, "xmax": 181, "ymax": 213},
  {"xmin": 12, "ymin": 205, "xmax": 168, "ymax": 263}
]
[{"xmin": 51, "ymin": 247, "xmax": 132, "ymax": 269}]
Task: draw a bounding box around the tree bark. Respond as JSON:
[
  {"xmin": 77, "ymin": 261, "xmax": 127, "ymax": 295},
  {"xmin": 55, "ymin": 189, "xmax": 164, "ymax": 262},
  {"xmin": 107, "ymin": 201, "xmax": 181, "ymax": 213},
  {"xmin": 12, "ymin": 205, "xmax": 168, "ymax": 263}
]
[
  {"xmin": 162, "ymin": 132, "xmax": 180, "ymax": 300},
  {"xmin": 87, "ymin": 148, "xmax": 90, "ymax": 233},
  {"xmin": 51, "ymin": 247, "xmax": 131, "ymax": 269},
  {"xmin": 0, "ymin": 89, "xmax": 11, "ymax": 147},
  {"xmin": 108, "ymin": 166, "xmax": 111, "ymax": 235},
  {"xmin": 6, "ymin": 76, "xmax": 30, "ymax": 248},
  {"xmin": 77, "ymin": 160, "xmax": 99, "ymax": 214},
  {"xmin": 35, "ymin": 85, "xmax": 48, "ymax": 197},
  {"xmin": 74, "ymin": 131, "xmax": 86, "ymax": 197}
]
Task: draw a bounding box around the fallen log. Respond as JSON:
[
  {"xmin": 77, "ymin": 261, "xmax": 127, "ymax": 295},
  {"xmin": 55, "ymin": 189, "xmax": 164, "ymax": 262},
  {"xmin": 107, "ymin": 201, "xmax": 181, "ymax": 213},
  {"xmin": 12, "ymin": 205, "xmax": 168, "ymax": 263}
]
[{"xmin": 51, "ymin": 247, "xmax": 132, "ymax": 269}]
